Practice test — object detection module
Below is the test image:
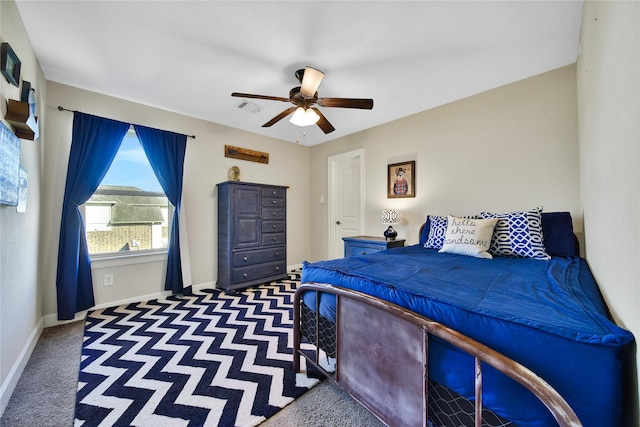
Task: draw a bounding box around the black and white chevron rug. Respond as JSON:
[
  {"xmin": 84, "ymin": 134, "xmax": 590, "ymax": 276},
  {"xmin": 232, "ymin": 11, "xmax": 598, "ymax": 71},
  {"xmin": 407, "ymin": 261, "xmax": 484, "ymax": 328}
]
[{"xmin": 74, "ymin": 271, "xmax": 319, "ymax": 427}]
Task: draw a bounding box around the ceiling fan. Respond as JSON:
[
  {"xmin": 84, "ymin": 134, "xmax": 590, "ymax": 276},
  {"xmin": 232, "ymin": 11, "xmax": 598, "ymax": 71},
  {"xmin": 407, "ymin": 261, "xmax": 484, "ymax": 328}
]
[{"xmin": 231, "ymin": 66, "xmax": 374, "ymax": 134}]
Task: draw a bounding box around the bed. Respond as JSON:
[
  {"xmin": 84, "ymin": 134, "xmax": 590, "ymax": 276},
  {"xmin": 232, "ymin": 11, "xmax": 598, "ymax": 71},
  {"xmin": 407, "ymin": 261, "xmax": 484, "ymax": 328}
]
[{"xmin": 293, "ymin": 210, "xmax": 635, "ymax": 427}]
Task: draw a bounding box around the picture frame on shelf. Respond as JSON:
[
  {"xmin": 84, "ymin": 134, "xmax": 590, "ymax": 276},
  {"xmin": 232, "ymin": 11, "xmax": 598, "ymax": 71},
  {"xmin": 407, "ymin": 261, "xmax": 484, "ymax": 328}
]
[
  {"xmin": 387, "ymin": 160, "xmax": 415, "ymax": 198},
  {"xmin": 1, "ymin": 42, "xmax": 21, "ymax": 87},
  {"xmin": 20, "ymin": 80, "xmax": 31, "ymax": 102}
]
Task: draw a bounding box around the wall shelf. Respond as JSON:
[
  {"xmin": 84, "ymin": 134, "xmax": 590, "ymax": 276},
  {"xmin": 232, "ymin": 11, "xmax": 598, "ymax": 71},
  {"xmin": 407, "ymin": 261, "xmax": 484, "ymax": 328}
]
[{"xmin": 5, "ymin": 99, "xmax": 37, "ymax": 140}]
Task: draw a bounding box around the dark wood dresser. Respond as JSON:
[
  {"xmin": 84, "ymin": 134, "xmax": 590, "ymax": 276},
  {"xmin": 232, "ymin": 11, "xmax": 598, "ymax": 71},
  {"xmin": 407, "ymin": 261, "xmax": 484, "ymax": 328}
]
[{"xmin": 217, "ymin": 181, "xmax": 288, "ymax": 291}]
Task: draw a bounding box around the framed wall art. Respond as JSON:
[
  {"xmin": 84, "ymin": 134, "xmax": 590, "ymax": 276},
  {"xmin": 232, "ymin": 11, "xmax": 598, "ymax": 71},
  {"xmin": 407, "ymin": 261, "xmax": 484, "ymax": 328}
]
[
  {"xmin": 387, "ymin": 160, "xmax": 415, "ymax": 198},
  {"xmin": 0, "ymin": 121, "xmax": 21, "ymax": 205},
  {"xmin": 1, "ymin": 42, "xmax": 21, "ymax": 87},
  {"xmin": 17, "ymin": 165, "xmax": 28, "ymax": 213}
]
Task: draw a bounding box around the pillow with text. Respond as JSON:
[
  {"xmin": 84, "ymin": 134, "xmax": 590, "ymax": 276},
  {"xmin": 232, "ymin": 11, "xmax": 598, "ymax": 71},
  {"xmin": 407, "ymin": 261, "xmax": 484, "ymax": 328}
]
[{"xmin": 439, "ymin": 216, "xmax": 498, "ymax": 259}]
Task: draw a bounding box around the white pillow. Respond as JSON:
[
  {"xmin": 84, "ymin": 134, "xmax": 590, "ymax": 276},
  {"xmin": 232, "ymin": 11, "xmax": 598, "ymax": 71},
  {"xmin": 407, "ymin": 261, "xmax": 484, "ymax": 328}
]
[{"xmin": 439, "ymin": 215, "xmax": 498, "ymax": 259}]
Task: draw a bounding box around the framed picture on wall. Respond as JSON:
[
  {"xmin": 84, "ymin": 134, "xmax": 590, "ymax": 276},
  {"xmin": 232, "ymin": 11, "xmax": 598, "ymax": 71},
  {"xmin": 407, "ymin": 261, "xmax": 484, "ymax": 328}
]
[
  {"xmin": 387, "ymin": 161, "xmax": 415, "ymax": 198},
  {"xmin": 0, "ymin": 121, "xmax": 21, "ymax": 205},
  {"xmin": 1, "ymin": 42, "xmax": 21, "ymax": 87}
]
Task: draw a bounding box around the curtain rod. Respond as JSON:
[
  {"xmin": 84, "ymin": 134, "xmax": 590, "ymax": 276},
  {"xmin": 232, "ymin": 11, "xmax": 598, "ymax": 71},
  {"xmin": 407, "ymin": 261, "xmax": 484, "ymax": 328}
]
[{"xmin": 57, "ymin": 106, "xmax": 196, "ymax": 139}]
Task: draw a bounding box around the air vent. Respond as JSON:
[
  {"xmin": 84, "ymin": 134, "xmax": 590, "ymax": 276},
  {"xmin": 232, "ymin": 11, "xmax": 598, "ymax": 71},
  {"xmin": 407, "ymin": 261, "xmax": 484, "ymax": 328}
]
[{"xmin": 236, "ymin": 100, "xmax": 261, "ymax": 113}]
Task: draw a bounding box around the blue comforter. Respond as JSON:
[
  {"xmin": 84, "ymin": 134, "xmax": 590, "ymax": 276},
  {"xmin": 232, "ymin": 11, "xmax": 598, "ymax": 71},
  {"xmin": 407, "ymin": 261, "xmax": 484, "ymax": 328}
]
[{"xmin": 301, "ymin": 245, "xmax": 634, "ymax": 427}]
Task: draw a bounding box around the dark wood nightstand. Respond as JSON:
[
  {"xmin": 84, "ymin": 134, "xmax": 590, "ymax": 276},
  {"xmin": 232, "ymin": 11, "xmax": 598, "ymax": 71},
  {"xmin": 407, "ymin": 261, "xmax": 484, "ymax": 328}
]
[{"xmin": 342, "ymin": 235, "xmax": 406, "ymax": 258}]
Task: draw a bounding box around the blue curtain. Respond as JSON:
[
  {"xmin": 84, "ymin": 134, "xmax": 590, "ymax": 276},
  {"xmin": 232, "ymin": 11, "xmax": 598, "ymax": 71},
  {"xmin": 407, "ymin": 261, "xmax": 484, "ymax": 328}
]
[
  {"xmin": 56, "ymin": 112, "xmax": 130, "ymax": 320},
  {"xmin": 134, "ymin": 125, "xmax": 188, "ymax": 294}
]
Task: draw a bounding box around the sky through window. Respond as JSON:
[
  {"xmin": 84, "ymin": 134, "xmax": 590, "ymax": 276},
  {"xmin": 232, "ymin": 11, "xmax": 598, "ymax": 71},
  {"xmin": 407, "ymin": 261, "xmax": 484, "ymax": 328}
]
[{"xmin": 100, "ymin": 132, "xmax": 163, "ymax": 192}]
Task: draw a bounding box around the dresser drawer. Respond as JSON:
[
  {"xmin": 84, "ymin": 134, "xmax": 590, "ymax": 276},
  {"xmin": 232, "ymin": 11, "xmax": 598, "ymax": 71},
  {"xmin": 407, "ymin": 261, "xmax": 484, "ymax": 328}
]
[
  {"xmin": 262, "ymin": 197, "xmax": 285, "ymax": 208},
  {"xmin": 343, "ymin": 236, "xmax": 406, "ymax": 258},
  {"xmin": 262, "ymin": 233, "xmax": 285, "ymax": 246},
  {"xmin": 262, "ymin": 207, "xmax": 285, "ymax": 220},
  {"xmin": 345, "ymin": 244, "xmax": 385, "ymax": 257},
  {"xmin": 262, "ymin": 187, "xmax": 286, "ymax": 198},
  {"xmin": 234, "ymin": 247, "xmax": 285, "ymax": 266},
  {"xmin": 262, "ymin": 220, "xmax": 285, "ymax": 233},
  {"xmin": 234, "ymin": 261, "xmax": 286, "ymax": 284}
]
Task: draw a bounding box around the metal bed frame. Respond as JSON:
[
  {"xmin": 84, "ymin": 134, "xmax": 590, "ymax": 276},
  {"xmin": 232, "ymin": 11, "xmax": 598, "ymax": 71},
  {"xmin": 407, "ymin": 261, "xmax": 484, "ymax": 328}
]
[{"xmin": 293, "ymin": 283, "xmax": 582, "ymax": 427}]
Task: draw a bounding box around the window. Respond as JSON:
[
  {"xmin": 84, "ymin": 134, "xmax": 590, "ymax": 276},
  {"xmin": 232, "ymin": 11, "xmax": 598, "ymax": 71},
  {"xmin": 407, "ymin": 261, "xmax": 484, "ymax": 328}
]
[{"xmin": 83, "ymin": 128, "xmax": 172, "ymax": 256}]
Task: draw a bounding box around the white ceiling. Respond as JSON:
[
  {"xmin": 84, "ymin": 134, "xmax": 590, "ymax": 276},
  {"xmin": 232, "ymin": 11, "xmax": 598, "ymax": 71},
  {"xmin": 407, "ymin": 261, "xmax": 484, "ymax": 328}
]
[{"xmin": 15, "ymin": 1, "xmax": 583, "ymax": 146}]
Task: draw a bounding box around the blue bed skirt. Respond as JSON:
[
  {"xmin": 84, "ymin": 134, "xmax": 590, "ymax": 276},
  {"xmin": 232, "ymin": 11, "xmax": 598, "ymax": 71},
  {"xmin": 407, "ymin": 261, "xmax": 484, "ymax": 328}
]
[{"xmin": 301, "ymin": 245, "xmax": 634, "ymax": 427}]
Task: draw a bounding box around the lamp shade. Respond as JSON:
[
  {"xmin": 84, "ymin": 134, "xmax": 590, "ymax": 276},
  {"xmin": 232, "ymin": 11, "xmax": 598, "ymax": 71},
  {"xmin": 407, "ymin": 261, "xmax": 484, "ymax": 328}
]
[
  {"xmin": 380, "ymin": 209, "xmax": 399, "ymax": 225},
  {"xmin": 300, "ymin": 66, "xmax": 325, "ymax": 97},
  {"xmin": 289, "ymin": 107, "xmax": 320, "ymax": 127}
]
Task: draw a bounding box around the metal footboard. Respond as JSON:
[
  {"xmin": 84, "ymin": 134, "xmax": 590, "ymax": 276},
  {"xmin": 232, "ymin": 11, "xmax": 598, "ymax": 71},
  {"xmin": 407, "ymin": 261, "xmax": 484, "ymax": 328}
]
[{"xmin": 293, "ymin": 283, "xmax": 582, "ymax": 427}]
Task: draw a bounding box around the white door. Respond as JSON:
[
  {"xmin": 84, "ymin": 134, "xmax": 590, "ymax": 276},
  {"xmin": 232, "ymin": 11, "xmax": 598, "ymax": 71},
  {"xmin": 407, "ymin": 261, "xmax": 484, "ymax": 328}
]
[{"xmin": 328, "ymin": 149, "xmax": 364, "ymax": 259}]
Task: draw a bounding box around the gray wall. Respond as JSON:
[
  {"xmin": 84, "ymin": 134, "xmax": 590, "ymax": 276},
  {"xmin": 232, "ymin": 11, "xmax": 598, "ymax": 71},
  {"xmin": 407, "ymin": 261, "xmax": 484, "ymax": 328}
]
[
  {"xmin": 577, "ymin": 1, "xmax": 640, "ymax": 422},
  {"xmin": 0, "ymin": 0, "xmax": 46, "ymax": 413}
]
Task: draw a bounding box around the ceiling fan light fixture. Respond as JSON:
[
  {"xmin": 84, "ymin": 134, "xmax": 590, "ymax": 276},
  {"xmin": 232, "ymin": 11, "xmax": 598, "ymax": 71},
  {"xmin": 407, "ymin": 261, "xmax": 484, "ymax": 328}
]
[
  {"xmin": 232, "ymin": 67, "xmax": 372, "ymax": 134},
  {"xmin": 289, "ymin": 107, "xmax": 320, "ymax": 127},
  {"xmin": 300, "ymin": 67, "xmax": 324, "ymax": 97}
]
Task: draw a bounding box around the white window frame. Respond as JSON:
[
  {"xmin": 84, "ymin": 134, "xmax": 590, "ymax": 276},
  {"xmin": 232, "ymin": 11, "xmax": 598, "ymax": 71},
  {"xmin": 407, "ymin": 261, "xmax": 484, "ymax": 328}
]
[{"xmin": 90, "ymin": 250, "xmax": 168, "ymax": 269}]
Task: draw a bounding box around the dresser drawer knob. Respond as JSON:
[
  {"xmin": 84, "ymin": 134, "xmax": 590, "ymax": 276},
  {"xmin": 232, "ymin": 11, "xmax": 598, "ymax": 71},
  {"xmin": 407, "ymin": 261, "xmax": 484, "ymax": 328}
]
[
  {"xmin": 275, "ymin": 252, "xmax": 280, "ymax": 256},
  {"xmin": 273, "ymin": 200, "xmax": 277, "ymax": 204},
  {"xmin": 243, "ymin": 273, "xmax": 248, "ymax": 278},
  {"xmin": 243, "ymin": 256, "xmax": 248, "ymax": 261},
  {"xmin": 275, "ymin": 266, "xmax": 280, "ymax": 271},
  {"xmin": 272, "ymin": 212, "xmax": 277, "ymax": 216},
  {"xmin": 272, "ymin": 224, "xmax": 277, "ymax": 228}
]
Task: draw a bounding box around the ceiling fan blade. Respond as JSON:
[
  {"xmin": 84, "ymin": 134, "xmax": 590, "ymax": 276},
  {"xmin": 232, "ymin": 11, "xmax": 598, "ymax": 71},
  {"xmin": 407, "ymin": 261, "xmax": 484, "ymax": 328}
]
[
  {"xmin": 300, "ymin": 67, "xmax": 325, "ymax": 97},
  {"xmin": 231, "ymin": 92, "xmax": 289, "ymax": 102},
  {"xmin": 311, "ymin": 108, "xmax": 335, "ymax": 134},
  {"xmin": 262, "ymin": 107, "xmax": 297, "ymax": 127},
  {"xmin": 317, "ymin": 97, "xmax": 374, "ymax": 109}
]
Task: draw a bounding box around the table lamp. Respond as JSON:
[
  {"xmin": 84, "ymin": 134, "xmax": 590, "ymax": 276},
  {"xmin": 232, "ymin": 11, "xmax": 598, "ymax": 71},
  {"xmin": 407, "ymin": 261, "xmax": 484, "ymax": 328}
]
[{"xmin": 381, "ymin": 209, "xmax": 399, "ymax": 240}]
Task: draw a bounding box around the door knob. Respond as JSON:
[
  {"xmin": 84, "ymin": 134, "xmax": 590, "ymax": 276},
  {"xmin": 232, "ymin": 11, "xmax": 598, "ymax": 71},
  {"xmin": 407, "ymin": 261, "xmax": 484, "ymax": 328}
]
[{"xmin": 336, "ymin": 221, "xmax": 341, "ymax": 225}]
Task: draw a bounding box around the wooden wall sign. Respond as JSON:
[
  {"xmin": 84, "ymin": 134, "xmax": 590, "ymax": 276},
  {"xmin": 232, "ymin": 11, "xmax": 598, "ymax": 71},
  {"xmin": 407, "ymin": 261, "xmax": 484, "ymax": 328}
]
[{"xmin": 224, "ymin": 145, "xmax": 269, "ymax": 164}]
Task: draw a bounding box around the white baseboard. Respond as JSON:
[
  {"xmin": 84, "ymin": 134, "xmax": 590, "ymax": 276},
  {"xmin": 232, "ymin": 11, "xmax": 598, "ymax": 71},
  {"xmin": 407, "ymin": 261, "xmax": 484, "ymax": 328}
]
[
  {"xmin": 43, "ymin": 289, "xmax": 172, "ymax": 328},
  {"xmin": 191, "ymin": 266, "xmax": 301, "ymax": 293},
  {"xmin": 0, "ymin": 318, "xmax": 43, "ymax": 417},
  {"xmin": 289, "ymin": 263, "xmax": 303, "ymax": 271},
  {"xmin": 192, "ymin": 281, "xmax": 216, "ymax": 292}
]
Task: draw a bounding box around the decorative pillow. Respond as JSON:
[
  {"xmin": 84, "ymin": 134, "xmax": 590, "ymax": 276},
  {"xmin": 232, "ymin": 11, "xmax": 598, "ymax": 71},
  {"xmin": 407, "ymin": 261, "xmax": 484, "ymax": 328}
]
[
  {"xmin": 419, "ymin": 215, "xmax": 431, "ymax": 245},
  {"xmin": 438, "ymin": 215, "xmax": 498, "ymax": 259},
  {"xmin": 541, "ymin": 212, "xmax": 577, "ymax": 257},
  {"xmin": 424, "ymin": 215, "xmax": 448, "ymax": 249},
  {"xmin": 481, "ymin": 207, "xmax": 551, "ymax": 260}
]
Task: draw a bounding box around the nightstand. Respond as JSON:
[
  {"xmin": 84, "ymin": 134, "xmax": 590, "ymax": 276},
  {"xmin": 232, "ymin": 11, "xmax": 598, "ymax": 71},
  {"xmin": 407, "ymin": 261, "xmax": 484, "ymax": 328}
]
[{"xmin": 342, "ymin": 236, "xmax": 406, "ymax": 258}]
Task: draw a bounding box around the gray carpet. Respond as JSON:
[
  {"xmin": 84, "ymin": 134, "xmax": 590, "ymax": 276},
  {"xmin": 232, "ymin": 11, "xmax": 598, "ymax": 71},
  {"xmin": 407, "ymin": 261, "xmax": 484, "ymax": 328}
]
[
  {"xmin": 1, "ymin": 319, "xmax": 384, "ymax": 427},
  {"xmin": 1, "ymin": 321, "xmax": 82, "ymax": 427}
]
